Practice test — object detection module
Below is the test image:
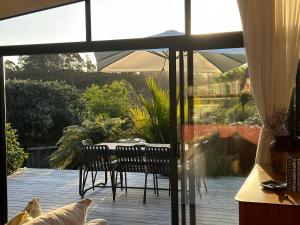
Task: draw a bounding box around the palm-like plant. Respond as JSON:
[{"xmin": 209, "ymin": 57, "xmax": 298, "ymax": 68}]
[
  {"xmin": 131, "ymin": 77, "xmax": 170, "ymax": 143},
  {"xmin": 49, "ymin": 122, "xmax": 106, "ymax": 169}
]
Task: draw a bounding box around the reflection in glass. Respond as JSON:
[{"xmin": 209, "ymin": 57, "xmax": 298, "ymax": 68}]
[{"xmin": 179, "ymin": 48, "xmax": 259, "ymax": 224}]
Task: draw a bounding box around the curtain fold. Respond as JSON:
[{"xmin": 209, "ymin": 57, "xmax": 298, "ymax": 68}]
[{"xmin": 237, "ymin": 0, "xmax": 300, "ymax": 164}]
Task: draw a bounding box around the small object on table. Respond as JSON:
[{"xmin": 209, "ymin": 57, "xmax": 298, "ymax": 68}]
[{"xmin": 260, "ymin": 180, "xmax": 287, "ymax": 190}]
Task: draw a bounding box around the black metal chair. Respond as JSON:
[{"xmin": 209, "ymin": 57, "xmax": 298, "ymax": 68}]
[
  {"xmin": 81, "ymin": 139, "xmax": 99, "ymax": 190},
  {"xmin": 144, "ymin": 146, "xmax": 171, "ymax": 203},
  {"xmin": 79, "ymin": 144, "xmax": 115, "ymax": 199},
  {"xmin": 114, "ymin": 145, "xmax": 146, "ymax": 201}
]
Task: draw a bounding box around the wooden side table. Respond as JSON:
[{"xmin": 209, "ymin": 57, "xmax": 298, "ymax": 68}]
[{"xmin": 235, "ymin": 164, "xmax": 300, "ymax": 225}]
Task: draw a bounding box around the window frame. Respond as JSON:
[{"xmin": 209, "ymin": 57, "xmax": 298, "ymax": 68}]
[{"xmin": 0, "ymin": 1, "xmax": 244, "ymax": 225}]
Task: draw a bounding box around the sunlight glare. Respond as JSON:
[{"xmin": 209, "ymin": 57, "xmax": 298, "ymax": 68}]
[
  {"xmin": 91, "ymin": 0, "xmax": 184, "ymax": 40},
  {"xmin": 192, "ymin": 0, "xmax": 242, "ymax": 34}
]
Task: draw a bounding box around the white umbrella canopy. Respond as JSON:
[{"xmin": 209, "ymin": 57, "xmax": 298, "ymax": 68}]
[
  {"xmin": 95, "ymin": 49, "xmax": 246, "ymax": 74},
  {"xmin": 94, "ymin": 30, "xmax": 246, "ymax": 73},
  {"xmin": 98, "ymin": 50, "xmax": 169, "ymax": 73}
]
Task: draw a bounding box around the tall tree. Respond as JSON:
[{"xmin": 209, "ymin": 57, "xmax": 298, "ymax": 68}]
[
  {"xmin": 61, "ymin": 53, "xmax": 85, "ymax": 72},
  {"xmin": 6, "ymin": 80, "xmax": 84, "ymax": 147},
  {"xmin": 5, "ymin": 60, "xmax": 20, "ymax": 72},
  {"xmin": 85, "ymin": 54, "xmax": 96, "ymax": 72},
  {"xmin": 19, "ymin": 54, "xmax": 63, "ymax": 73},
  {"xmin": 18, "ymin": 53, "xmax": 86, "ymax": 73}
]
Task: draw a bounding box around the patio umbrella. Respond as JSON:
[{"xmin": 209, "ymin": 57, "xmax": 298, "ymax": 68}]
[
  {"xmin": 95, "ymin": 50, "xmax": 169, "ymax": 72},
  {"xmin": 95, "ymin": 49, "xmax": 246, "ymax": 73}
]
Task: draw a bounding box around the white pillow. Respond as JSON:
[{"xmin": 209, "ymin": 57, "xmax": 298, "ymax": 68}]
[
  {"xmin": 6, "ymin": 211, "xmax": 32, "ymax": 225},
  {"xmin": 23, "ymin": 198, "xmax": 92, "ymax": 225},
  {"xmin": 6, "ymin": 197, "xmax": 43, "ymax": 225},
  {"xmin": 23, "ymin": 198, "xmax": 43, "ymax": 218}
]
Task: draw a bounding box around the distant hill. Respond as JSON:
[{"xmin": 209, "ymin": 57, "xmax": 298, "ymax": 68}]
[{"xmin": 150, "ymin": 30, "xmax": 184, "ymax": 37}]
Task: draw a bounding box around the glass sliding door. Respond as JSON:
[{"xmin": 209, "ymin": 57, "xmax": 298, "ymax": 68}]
[
  {"xmin": 5, "ymin": 49, "xmax": 177, "ymax": 225},
  {"xmin": 173, "ymin": 48, "xmax": 257, "ymax": 225}
]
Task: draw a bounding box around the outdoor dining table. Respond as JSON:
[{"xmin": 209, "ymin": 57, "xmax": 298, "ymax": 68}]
[{"xmin": 92, "ymin": 142, "xmax": 172, "ymax": 200}]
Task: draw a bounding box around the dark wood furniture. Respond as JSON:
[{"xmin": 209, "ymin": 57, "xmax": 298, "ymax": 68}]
[{"xmin": 235, "ymin": 164, "xmax": 300, "ymax": 225}]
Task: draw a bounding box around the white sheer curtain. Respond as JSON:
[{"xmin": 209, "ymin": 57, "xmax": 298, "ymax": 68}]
[{"xmin": 237, "ymin": 0, "xmax": 300, "ymax": 164}]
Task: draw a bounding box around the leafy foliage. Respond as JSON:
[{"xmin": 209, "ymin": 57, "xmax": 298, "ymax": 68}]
[
  {"xmin": 131, "ymin": 77, "xmax": 169, "ymax": 143},
  {"xmin": 7, "ymin": 69, "xmax": 169, "ymax": 99},
  {"xmin": 6, "ymin": 123, "xmax": 27, "ymax": 175},
  {"xmin": 50, "ymin": 118, "xmax": 131, "ymax": 169},
  {"xmin": 6, "ymin": 80, "xmax": 84, "ymax": 147},
  {"xmin": 82, "ymin": 80, "xmax": 137, "ymax": 119},
  {"xmin": 5, "ymin": 60, "xmax": 20, "ymax": 73},
  {"xmin": 18, "ymin": 53, "xmax": 87, "ymax": 73},
  {"xmin": 207, "ymin": 97, "xmax": 256, "ymax": 124},
  {"xmin": 200, "ymin": 93, "xmax": 258, "ymax": 125},
  {"xmin": 8, "ymin": 53, "xmax": 170, "ymax": 96},
  {"xmin": 213, "ymin": 66, "xmax": 247, "ymax": 83},
  {"xmin": 85, "ymin": 54, "xmax": 96, "ymax": 72}
]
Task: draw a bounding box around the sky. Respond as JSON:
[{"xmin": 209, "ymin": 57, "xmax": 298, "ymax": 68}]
[{"xmin": 0, "ymin": 0, "xmax": 242, "ymax": 64}]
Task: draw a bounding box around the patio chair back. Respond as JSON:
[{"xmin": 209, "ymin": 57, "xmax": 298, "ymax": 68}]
[
  {"xmin": 145, "ymin": 146, "xmax": 170, "ymax": 175},
  {"xmin": 82, "ymin": 145, "xmax": 112, "ymax": 172},
  {"xmin": 115, "ymin": 145, "xmax": 145, "ymax": 173}
]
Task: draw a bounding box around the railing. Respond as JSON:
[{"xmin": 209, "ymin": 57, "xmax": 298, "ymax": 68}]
[{"xmin": 26, "ymin": 146, "xmax": 57, "ymax": 168}]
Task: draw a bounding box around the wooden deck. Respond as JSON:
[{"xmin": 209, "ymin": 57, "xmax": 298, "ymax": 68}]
[{"xmin": 7, "ymin": 168, "xmax": 245, "ymax": 225}]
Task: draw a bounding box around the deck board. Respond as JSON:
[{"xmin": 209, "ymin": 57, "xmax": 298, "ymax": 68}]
[{"xmin": 7, "ymin": 168, "xmax": 245, "ymax": 225}]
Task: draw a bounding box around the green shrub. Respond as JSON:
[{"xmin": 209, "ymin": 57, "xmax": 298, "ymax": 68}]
[
  {"xmin": 6, "ymin": 123, "xmax": 27, "ymax": 175},
  {"xmin": 82, "ymin": 80, "xmax": 137, "ymax": 119},
  {"xmin": 6, "ymin": 79, "xmax": 84, "ymax": 147}
]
